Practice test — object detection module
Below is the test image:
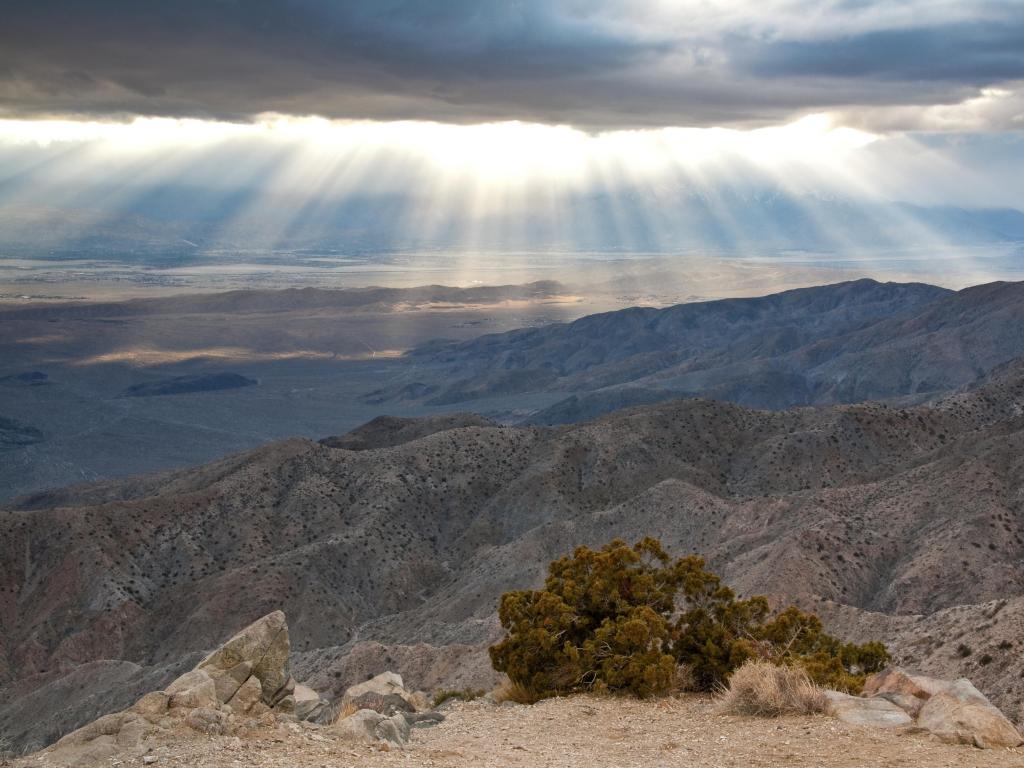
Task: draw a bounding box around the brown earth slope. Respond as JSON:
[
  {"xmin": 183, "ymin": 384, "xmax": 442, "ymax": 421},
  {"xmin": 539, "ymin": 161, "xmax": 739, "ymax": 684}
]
[{"xmin": 2, "ymin": 358, "xmax": 1024, "ymax": 751}]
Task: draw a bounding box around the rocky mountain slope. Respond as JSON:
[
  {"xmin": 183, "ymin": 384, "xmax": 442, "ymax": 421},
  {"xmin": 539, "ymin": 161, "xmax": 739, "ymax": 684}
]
[
  {"xmin": 2, "ymin": 355, "xmax": 1024, "ymax": 752},
  {"xmin": 319, "ymin": 414, "xmax": 496, "ymax": 451},
  {"xmin": 378, "ymin": 279, "xmax": 1024, "ymax": 416}
]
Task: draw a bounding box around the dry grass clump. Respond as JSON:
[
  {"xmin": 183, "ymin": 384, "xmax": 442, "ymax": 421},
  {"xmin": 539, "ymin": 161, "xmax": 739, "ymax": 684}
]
[
  {"xmin": 331, "ymin": 700, "xmax": 360, "ymax": 724},
  {"xmin": 492, "ymin": 677, "xmax": 543, "ymax": 705},
  {"xmin": 715, "ymin": 660, "xmax": 828, "ymax": 717}
]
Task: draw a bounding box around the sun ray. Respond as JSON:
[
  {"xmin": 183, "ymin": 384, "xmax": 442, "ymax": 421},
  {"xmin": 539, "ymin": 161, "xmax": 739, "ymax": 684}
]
[{"xmin": 0, "ymin": 112, "xmax": 1017, "ymax": 286}]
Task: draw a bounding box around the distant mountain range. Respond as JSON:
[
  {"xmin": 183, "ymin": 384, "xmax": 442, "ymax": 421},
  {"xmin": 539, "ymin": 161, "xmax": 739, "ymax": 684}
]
[{"xmin": 381, "ymin": 279, "xmax": 1024, "ymax": 419}]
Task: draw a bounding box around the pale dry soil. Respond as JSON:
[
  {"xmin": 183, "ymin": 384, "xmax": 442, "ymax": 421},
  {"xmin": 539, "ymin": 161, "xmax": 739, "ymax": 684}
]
[{"xmin": 18, "ymin": 695, "xmax": 1024, "ymax": 768}]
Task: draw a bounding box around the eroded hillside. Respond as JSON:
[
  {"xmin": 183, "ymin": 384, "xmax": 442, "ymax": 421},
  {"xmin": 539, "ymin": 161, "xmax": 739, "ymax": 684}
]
[{"xmin": 2, "ymin": 357, "xmax": 1023, "ymax": 750}]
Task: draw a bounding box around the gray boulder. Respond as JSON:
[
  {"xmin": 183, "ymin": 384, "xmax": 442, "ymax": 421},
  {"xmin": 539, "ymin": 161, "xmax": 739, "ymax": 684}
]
[
  {"xmin": 343, "ymin": 671, "xmax": 407, "ymax": 701},
  {"xmin": 872, "ymin": 692, "xmax": 924, "ymax": 718},
  {"xmin": 825, "ymin": 691, "xmax": 913, "ymax": 728},
  {"xmin": 862, "ymin": 667, "xmax": 950, "ymax": 702},
  {"xmin": 916, "ymin": 679, "xmax": 1023, "ymax": 749},
  {"xmin": 198, "ymin": 610, "xmax": 294, "ymax": 708},
  {"xmin": 329, "ymin": 709, "xmax": 410, "ymax": 747},
  {"xmin": 165, "ymin": 670, "xmax": 218, "ymax": 710},
  {"xmin": 293, "ymin": 684, "xmax": 320, "ymax": 717},
  {"xmin": 225, "ymin": 675, "xmax": 265, "ymax": 715},
  {"xmin": 404, "ymin": 711, "xmax": 446, "ymax": 728},
  {"xmin": 349, "ymin": 691, "xmax": 415, "ymax": 716}
]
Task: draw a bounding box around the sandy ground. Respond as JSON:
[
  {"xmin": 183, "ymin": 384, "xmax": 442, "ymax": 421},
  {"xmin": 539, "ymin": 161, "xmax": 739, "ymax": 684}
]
[{"xmin": 16, "ymin": 695, "xmax": 1022, "ymax": 768}]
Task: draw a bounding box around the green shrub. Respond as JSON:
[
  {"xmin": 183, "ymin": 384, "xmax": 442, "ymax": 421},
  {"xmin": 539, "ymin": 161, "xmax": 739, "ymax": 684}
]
[
  {"xmin": 489, "ymin": 537, "xmax": 888, "ymax": 700},
  {"xmin": 489, "ymin": 537, "xmax": 678, "ymax": 698}
]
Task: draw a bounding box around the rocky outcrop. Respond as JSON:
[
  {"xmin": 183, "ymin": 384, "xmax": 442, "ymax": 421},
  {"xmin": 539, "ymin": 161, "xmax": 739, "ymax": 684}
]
[
  {"xmin": 326, "ymin": 670, "xmax": 445, "ymax": 749},
  {"xmin": 847, "ymin": 667, "xmax": 1023, "ymax": 749},
  {"xmin": 343, "ymin": 671, "xmax": 409, "ymax": 703},
  {"xmin": 862, "ymin": 667, "xmax": 949, "ymax": 701},
  {"xmin": 916, "ymin": 680, "xmax": 1023, "ymax": 749},
  {"xmin": 330, "ymin": 709, "xmax": 411, "ymax": 748},
  {"xmin": 36, "ymin": 612, "xmax": 308, "ymax": 766},
  {"xmin": 293, "ymin": 683, "xmax": 331, "ymax": 721},
  {"xmin": 197, "ymin": 608, "xmax": 295, "ymax": 713}
]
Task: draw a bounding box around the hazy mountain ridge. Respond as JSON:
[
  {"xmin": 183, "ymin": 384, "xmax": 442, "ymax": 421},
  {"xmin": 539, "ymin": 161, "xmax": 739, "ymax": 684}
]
[
  {"xmin": 319, "ymin": 413, "xmax": 497, "ymax": 451},
  {"xmin": 386, "ymin": 279, "xmax": 1024, "ymax": 413}
]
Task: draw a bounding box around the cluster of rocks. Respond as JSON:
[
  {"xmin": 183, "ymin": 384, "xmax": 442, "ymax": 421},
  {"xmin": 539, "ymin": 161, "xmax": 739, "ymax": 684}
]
[
  {"xmin": 328, "ymin": 671, "xmax": 447, "ymax": 748},
  {"xmin": 36, "ymin": 612, "xmax": 306, "ymax": 766},
  {"xmin": 32, "ymin": 612, "xmax": 449, "ymax": 765},
  {"xmin": 826, "ymin": 667, "xmax": 1023, "ymax": 749}
]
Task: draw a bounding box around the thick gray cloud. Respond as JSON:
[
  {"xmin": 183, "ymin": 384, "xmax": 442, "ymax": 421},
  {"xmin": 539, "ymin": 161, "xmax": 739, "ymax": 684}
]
[
  {"xmin": 738, "ymin": 20, "xmax": 1024, "ymax": 82},
  {"xmin": 1, "ymin": 0, "xmax": 1023, "ymax": 129}
]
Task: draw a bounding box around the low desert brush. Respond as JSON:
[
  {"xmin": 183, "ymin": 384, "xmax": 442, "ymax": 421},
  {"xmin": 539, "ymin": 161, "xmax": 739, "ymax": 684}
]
[
  {"xmin": 492, "ymin": 677, "xmax": 543, "ymax": 705},
  {"xmin": 489, "ymin": 538, "xmax": 888, "ymax": 701},
  {"xmin": 716, "ymin": 660, "xmax": 828, "ymax": 717},
  {"xmin": 669, "ymin": 663, "xmax": 699, "ymax": 695},
  {"xmin": 332, "ymin": 700, "xmax": 360, "ymax": 724}
]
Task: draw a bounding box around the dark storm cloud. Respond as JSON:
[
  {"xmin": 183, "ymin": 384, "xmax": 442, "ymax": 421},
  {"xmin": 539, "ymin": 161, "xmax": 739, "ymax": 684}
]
[
  {"xmin": 738, "ymin": 20, "xmax": 1024, "ymax": 83},
  {"xmin": 1, "ymin": 0, "xmax": 1023, "ymax": 129}
]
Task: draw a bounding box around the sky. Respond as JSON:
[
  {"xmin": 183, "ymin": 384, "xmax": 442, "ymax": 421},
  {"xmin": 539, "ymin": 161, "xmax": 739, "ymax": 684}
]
[
  {"xmin": 3, "ymin": 0, "xmax": 1024, "ymax": 130},
  {"xmin": 0, "ymin": 1, "xmax": 1022, "ymax": 258}
]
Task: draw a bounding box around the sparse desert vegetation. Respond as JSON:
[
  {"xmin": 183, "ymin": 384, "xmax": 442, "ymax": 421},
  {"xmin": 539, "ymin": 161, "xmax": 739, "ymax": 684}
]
[
  {"xmin": 489, "ymin": 538, "xmax": 888, "ymax": 700},
  {"xmin": 716, "ymin": 660, "xmax": 829, "ymax": 717}
]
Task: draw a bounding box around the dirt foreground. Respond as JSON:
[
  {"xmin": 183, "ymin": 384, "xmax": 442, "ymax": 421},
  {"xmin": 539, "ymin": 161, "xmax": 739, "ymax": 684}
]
[{"xmin": 15, "ymin": 694, "xmax": 1024, "ymax": 768}]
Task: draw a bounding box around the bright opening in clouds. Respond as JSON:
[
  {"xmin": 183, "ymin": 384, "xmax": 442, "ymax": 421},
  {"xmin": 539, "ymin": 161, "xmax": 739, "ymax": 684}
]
[{"xmin": 0, "ymin": 113, "xmax": 879, "ymax": 180}]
